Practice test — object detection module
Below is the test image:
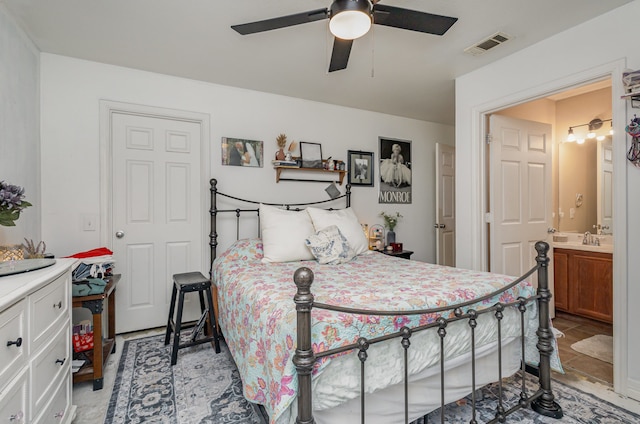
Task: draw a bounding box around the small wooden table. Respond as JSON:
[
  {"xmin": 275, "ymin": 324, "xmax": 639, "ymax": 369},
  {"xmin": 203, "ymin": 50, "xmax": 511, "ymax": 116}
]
[{"xmin": 72, "ymin": 274, "xmax": 120, "ymax": 390}]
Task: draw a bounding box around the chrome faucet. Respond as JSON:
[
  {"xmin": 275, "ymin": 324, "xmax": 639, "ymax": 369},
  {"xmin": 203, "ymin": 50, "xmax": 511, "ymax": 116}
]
[{"xmin": 583, "ymin": 231, "xmax": 592, "ymax": 245}]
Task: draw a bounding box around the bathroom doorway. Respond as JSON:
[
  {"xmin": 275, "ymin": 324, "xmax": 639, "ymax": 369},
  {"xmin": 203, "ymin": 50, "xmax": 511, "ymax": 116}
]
[{"xmin": 488, "ymin": 78, "xmax": 615, "ymax": 385}]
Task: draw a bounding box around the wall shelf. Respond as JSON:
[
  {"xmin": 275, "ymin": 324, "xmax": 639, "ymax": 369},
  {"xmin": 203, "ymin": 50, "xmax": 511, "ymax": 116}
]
[
  {"xmin": 275, "ymin": 166, "xmax": 346, "ymax": 185},
  {"xmin": 621, "ymin": 90, "xmax": 640, "ymax": 108}
]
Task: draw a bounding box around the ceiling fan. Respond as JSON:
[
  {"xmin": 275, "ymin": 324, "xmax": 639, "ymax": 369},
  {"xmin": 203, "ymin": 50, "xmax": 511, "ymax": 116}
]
[{"xmin": 231, "ymin": 0, "xmax": 458, "ymax": 72}]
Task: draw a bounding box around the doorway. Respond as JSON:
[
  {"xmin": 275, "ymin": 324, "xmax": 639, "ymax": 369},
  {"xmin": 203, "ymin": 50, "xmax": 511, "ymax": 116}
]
[{"xmin": 488, "ymin": 79, "xmax": 614, "ymax": 385}]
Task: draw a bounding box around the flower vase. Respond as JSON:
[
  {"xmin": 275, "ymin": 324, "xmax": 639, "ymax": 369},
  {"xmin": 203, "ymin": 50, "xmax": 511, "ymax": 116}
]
[
  {"xmin": 386, "ymin": 230, "xmax": 396, "ymax": 246},
  {"xmin": 275, "ymin": 149, "xmax": 286, "ymax": 161}
]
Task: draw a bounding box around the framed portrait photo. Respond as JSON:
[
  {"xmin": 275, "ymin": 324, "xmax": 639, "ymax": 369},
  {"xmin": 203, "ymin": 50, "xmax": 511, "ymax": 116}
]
[
  {"xmin": 300, "ymin": 142, "xmax": 323, "ymax": 168},
  {"xmin": 221, "ymin": 137, "xmax": 263, "ymax": 167},
  {"xmin": 347, "ymin": 150, "xmax": 374, "ymax": 186}
]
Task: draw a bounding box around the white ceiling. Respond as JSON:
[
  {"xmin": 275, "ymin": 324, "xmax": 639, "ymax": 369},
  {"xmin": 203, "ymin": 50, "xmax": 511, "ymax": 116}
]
[{"xmin": 2, "ymin": 0, "xmax": 632, "ymax": 125}]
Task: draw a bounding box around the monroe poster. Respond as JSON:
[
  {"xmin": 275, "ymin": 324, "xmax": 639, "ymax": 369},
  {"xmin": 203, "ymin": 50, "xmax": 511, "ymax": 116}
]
[{"xmin": 379, "ymin": 137, "xmax": 411, "ymax": 204}]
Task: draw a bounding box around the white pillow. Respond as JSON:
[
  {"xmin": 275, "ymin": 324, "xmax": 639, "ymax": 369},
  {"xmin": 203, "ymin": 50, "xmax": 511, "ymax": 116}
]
[
  {"xmin": 260, "ymin": 204, "xmax": 316, "ymax": 263},
  {"xmin": 306, "ymin": 207, "xmax": 369, "ymax": 255},
  {"xmin": 305, "ymin": 225, "xmax": 356, "ymax": 265}
]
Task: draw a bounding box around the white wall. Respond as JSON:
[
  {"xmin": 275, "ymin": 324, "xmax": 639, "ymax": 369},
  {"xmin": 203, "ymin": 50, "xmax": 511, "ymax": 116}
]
[
  {"xmin": 40, "ymin": 54, "xmax": 453, "ymax": 262},
  {"xmin": 455, "ymin": 1, "xmax": 638, "ymax": 398},
  {"xmin": 0, "ymin": 5, "xmax": 40, "ymax": 245}
]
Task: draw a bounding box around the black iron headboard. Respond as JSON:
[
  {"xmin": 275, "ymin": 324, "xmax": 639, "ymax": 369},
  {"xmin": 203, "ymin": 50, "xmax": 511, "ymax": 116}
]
[{"xmin": 209, "ymin": 178, "xmax": 351, "ymax": 270}]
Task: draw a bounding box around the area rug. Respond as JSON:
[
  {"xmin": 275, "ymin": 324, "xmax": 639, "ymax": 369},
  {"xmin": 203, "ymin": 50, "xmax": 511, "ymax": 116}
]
[
  {"xmin": 105, "ymin": 334, "xmax": 639, "ymax": 424},
  {"xmin": 571, "ymin": 334, "xmax": 613, "ymax": 364},
  {"xmin": 104, "ymin": 334, "xmax": 267, "ymax": 423}
]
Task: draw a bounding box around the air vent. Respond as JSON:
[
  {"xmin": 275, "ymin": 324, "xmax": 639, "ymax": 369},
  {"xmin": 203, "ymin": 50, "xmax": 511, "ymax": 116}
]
[{"xmin": 464, "ymin": 32, "xmax": 512, "ymax": 56}]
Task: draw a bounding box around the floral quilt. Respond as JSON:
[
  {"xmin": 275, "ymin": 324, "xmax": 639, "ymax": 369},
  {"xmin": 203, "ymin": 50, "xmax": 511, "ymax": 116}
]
[{"xmin": 212, "ymin": 239, "xmax": 539, "ymax": 424}]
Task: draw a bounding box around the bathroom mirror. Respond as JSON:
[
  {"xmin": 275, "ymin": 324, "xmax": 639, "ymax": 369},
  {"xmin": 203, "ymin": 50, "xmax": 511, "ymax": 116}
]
[{"xmin": 557, "ymin": 135, "xmax": 612, "ymax": 234}]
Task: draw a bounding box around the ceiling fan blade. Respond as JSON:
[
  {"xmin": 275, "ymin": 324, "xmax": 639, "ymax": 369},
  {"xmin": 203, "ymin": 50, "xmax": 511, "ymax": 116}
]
[
  {"xmin": 372, "ymin": 4, "xmax": 457, "ymax": 35},
  {"xmin": 328, "ymin": 38, "xmax": 353, "ymax": 72},
  {"xmin": 231, "ymin": 8, "xmax": 328, "ymax": 35}
]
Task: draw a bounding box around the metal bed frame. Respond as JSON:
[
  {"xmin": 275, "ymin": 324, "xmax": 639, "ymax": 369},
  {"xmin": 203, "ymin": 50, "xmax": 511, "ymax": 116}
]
[{"xmin": 208, "ymin": 178, "xmax": 563, "ymax": 424}]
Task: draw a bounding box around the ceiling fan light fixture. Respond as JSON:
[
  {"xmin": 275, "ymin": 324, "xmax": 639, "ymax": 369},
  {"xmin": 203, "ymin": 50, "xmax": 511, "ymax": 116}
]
[{"xmin": 329, "ymin": 0, "xmax": 372, "ymax": 40}]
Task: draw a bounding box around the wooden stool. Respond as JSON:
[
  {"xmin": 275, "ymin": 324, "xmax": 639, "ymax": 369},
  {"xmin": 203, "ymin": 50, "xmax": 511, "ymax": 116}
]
[{"xmin": 164, "ymin": 272, "xmax": 221, "ymax": 366}]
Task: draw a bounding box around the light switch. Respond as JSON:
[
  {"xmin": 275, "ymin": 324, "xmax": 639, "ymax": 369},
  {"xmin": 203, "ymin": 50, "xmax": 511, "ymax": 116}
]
[{"xmin": 569, "ymin": 208, "xmax": 575, "ymax": 219}]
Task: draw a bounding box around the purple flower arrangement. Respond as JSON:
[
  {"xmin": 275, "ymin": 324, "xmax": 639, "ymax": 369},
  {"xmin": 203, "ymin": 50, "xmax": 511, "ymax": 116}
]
[{"xmin": 0, "ymin": 181, "xmax": 32, "ymax": 226}]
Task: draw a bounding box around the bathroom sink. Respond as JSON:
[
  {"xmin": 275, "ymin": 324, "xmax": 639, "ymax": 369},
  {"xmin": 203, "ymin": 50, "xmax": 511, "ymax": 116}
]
[{"xmin": 552, "ymin": 240, "xmax": 613, "ymax": 254}]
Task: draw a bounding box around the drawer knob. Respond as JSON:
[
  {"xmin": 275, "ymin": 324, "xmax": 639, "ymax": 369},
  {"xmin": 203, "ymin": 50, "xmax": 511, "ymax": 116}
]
[
  {"xmin": 6, "ymin": 337, "xmax": 23, "ymax": 347},
  {"xmin": 9, "ymin": 410, "xmax": 24, "ymax": 422},
  {"xmin": 53, "ymin": 301, "xmax": 62, "ymax": 309},
  {"xmin": 56, "ymin": 357, "xmax": 66, "ymax": 366}
]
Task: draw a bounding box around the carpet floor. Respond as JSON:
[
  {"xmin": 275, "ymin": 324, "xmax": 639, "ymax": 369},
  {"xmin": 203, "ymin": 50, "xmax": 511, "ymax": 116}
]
[{"xmin": 104, "ymin": 334, "xmax": 640, "ymax": 424}]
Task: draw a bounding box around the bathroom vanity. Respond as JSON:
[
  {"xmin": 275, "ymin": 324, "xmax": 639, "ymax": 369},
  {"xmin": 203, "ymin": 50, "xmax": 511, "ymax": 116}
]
[{"xmin": 553, "ymin": 246, "xmax": 613, "ymax": 323}]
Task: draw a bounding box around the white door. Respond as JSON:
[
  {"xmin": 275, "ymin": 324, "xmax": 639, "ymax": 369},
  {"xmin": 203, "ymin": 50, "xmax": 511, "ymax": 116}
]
[
  {"xmin": 435, "ymin": 143, "xmax": 455, "ymax": 266},
  {"xmin": 597, "ymin": 137, "xmax": 613, "ymax": 234},
  {"xmin": 489, "ymin": 115, "xmax": 553, "ymax": 286},
  {"xmin": 112, "ymin": 112, "xmax": 204, "ymax": 333}
]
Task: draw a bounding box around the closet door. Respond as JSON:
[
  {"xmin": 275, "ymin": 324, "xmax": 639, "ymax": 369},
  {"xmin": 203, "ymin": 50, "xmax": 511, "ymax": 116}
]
[{"xmin": 111, "ymin": 111, "xmax": 204, "ymax": 332}]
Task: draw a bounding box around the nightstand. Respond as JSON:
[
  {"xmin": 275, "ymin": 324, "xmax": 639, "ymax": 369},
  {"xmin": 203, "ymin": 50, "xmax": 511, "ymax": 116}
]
[{"xmin": 382, "ymin": 250, "xmax": 414, "ymax": 260}]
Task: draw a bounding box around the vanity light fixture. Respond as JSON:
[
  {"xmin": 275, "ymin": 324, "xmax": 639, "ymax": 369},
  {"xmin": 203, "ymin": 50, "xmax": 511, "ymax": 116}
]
[{"xmin": 566, "ymin": 117, "xmax": 612, "ymax": 142}]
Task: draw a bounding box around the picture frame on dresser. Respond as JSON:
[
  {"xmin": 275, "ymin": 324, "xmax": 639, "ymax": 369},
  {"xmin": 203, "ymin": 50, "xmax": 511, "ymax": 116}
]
[{"xmin": 347, "ymin": 150, "xmax": 374, "ymax": 186}]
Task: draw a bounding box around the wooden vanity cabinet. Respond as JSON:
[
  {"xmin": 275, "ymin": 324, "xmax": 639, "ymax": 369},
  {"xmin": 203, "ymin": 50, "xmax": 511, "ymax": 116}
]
[{"xmin": 553, "ymin": 248, "xmax": 613, "ymax": 323}]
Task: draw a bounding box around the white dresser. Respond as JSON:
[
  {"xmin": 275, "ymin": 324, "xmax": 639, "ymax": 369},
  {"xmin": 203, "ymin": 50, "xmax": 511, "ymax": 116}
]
[{"xmin": 0, "ymin": 259, "xmax": 76, "ymax": 424}]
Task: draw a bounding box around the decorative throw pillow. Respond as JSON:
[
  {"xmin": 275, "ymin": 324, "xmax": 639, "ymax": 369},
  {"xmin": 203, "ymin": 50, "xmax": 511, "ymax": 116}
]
[
  {"xmin": 260, "ymin": 204, "xmax": 316, "ymax": 263},
  {"xmin": 306, "ymin": 207, "xmax": 369, "ymax": 255},
  {"xmin": 305, "ymin": 225, "xmax": 356, "ymax": 265}
]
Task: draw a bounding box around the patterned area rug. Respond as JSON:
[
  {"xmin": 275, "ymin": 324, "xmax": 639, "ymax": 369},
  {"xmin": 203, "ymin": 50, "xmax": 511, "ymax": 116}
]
[
  {"xmin": 105, "ymin": 334, "xmax": 639, "ymax": 424},
  {"xmin": 104, "ymin": 334, "xmax": 267, "ymax": 423}
]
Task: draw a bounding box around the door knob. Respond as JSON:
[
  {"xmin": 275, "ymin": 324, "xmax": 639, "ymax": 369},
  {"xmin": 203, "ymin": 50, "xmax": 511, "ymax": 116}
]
[
  {"xmin": 433, "ymin": 224, "xmax": 445, "ymax": 229},
  {"xmin": 115, "ymin": 231, "xmax": 125, "ymax": 239},
  {"xmin": 547, "ymin": 227, "xmax": 557, "ymax": 234}
]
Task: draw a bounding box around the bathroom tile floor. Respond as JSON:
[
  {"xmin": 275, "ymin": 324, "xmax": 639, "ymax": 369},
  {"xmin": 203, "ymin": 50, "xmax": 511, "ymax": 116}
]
[{"xmin": 552, "ymin": 311, "xmax": 613, "ymax": 386}]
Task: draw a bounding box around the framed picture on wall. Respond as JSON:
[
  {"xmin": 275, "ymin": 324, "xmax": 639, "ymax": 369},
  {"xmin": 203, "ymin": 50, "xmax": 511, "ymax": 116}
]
[
  {"xmin": 300, "ymin": 142, "xmax": 323, "ymax": 168},
  {"xmin": 379, "ymin": 137, "xmax": 412, "ymax": 204},
  {"xmin": 347, "ymin": 150, "xmax": 374, "ymax": 186},
  {"xmin": 221, "ymin": 137, "xmax": 263, "ymax": 167}
]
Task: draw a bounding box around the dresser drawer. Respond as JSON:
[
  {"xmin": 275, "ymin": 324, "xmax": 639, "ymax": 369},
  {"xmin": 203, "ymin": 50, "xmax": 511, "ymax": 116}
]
[
  {"xmin": 33, "ymin": 373, "xmax": 70, "ymax": 424},
  {"xmin": 30, "ymin": 271, "xmax": 69, "ymax": 353},
  {"xmin": 31, "ymin": 320, "xmax": 70, "ymax": 416},
  {"xmin": 0, "ymin": 299, "xmax": 27, "ymax": 388},
  {"xmin": 0, "ymin": 368, "xmax": 28, "ymax": 424}
]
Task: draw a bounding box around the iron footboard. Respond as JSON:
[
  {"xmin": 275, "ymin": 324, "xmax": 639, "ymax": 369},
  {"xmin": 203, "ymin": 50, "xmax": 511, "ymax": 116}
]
[{"xmin": 293, "ymin": 241, "xmax": 563, "ymax": 424}]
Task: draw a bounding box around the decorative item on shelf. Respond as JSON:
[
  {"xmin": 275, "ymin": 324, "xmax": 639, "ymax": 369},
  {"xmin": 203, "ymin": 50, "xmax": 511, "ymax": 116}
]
[
  {"xmin": 368, "ymin": 224, "xmax": 384, "ymax": 251},
  {"xmin": 379, "ymin": 211, "xmax": 402, "ymax": 247},
  {"xmin": 275, "ymin": 133, "xmax": 288, "ymax": 160},
  {"xmin": 0, "ymin": 180, "xmax": 32, "ymax": 227},
  {"xmin": 285, "ymin": 140, "xmax": 298, "ymax": 161},
  {"xmin": 300, "ymin": 141, "xmax": 323, "ymax": 168},
  {"xmin": 21, "ymin": 238, "xmax": 46, "ymax": 259},
  {"xmin": 0, "ymin": 244, "xmax": 24, "ymax": 262}
]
